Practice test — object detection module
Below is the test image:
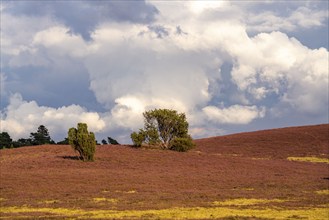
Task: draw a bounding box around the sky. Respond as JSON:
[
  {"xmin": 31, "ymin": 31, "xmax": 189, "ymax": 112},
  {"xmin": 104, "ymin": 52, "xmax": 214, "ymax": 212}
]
[{"xmin": 0, "ymin": 0, "xmax": 328, "ymax": 143}]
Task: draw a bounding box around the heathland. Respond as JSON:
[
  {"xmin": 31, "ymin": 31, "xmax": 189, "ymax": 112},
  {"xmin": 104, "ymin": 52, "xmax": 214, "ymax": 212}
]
[{"xmin": 0, "ymin": 124, "xmax": 328, "ymax": 219}]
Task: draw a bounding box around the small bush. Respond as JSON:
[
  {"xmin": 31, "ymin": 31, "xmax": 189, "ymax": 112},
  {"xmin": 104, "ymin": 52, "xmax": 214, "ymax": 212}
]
[
  {"xmin": 131, "ymin": 130, "xmax": 146, "ymax": 147},
  {"xmin": 169, "ymin": 136, "xmax": 195, "ymax": 152}
]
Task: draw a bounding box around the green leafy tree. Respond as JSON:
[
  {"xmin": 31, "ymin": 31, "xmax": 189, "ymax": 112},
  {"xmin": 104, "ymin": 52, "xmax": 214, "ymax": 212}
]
[
  {"xmin": 68, "ymin": 123, "xmax": 96, "ymax": 161},
  {"xmin": 0, "ymin": 132, "xmax": 12, "ymax": 149},
  {"xmin": 131, "ymin": 109, "xmax": 195, "ymax": 151},
  {"xmin": 30, "ymin": 125, "xmax": 54, "ymax": 145}
]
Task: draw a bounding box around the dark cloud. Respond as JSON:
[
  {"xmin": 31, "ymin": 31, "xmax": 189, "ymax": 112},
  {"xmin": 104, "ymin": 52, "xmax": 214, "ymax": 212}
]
[
  {"xmin": 3, "ymin": 0, "xmax": 159, "ymax": 40},
  {"xmin": 147, "ymin": 25, "xmax": 169, "ymax": 38},
  {"xmin": 175, "ymin": 26, "xmax": 187, "ymax": 35},
  {"xmin": 3, "ymin": 53, "xmax": 105, "ymax": 112}
]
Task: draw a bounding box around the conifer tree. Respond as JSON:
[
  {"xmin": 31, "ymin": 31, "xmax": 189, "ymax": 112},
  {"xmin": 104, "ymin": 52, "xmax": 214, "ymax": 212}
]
[{"xmin": 68, "ymin": 123, "xmax": 96, "ymax": 161}]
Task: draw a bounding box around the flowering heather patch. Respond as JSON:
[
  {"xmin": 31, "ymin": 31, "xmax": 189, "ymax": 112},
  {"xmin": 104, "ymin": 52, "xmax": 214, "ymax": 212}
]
[{"xmin": 1, "ymin": 124, "xmax": 328, "ymax": 219}]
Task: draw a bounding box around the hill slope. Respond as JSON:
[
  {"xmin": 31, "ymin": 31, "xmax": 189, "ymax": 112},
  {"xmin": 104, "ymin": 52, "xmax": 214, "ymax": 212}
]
[
  {"xmin": 0, "ymin": 124, "xmax": 328, "ymax": 219},
  {"xmin": 194, "ymin": 124, "xmax": 329, "ymax": 158}
]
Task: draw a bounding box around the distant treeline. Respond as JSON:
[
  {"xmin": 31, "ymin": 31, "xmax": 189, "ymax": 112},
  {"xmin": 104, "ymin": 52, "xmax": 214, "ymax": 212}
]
[{"xmin": 0, "ymin": 125, "xmax": 119, "ymax": 149}]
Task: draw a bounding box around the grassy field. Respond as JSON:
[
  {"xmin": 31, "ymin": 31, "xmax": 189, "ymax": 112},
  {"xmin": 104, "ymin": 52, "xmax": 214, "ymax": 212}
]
[{"xmin": 0, "ymin": 124, "xmax": 328, "ymax": 219}]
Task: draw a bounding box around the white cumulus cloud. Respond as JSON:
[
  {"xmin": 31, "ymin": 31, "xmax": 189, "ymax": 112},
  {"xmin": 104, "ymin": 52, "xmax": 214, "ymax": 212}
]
[
  {"xmin": 0, "ymin": 93, "xmax": 105, "ymax": 140},
  {"xmin": 203, "ymin": 105, "xmax": 266, "ymax": 124},
  {"xmin": 246, "ymin": 5, "xmax": 328, "ymax": 32},
  {"xmin": 0, "ymin": 1, "xmax": 328, "ymax": 142},
  {"xmin": 228, "ymin": 31, "xmax": 328, "ymax": 114}
]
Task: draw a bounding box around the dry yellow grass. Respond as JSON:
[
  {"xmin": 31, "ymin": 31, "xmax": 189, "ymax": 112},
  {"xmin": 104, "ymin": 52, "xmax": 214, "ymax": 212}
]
[
  {"xmin": 92, "ymin": 198, "xmax": 118, "ymax": 204},
  {"xmin": 316, "ymin": 190, "xmax": 329, "ymax": 195},
  {"xmin": 1, "ymin": 205, "xmax": 328, "ymax": 219},
  {"xmin": 287, "ymin": 156, "xmax": 329, "ymax": 164},
  {"xmin": 212, "ymin": 198, "xmax": 287, "ymax": 206}
]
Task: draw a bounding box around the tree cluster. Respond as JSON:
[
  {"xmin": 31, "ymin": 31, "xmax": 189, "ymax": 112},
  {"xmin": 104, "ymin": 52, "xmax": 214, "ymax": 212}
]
[
  {"xmin": 1, "ymin": 108, "xmax": 195, "ymax": 155},
  {"xmin": 0, "ymin": 125, "xmax": 55, "ymax": 149},
  {"xmin": 101, "ymin": 137, "xmax": 120, "ymax": 145}
]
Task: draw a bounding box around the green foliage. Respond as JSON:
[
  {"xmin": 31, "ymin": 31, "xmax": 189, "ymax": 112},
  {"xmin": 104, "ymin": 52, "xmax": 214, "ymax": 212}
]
[
  {"xmin": 12, "ymin": 138, "xmax": 32, "ymax": 148},
  {"xmin": 68, "ymin": 123, "xmax": 96, "ymax": 162},
  {"xmin": 0, "ymin": 132, "xmax": 12, "ymax": 149},
  {"xmin": 30, "ymin": 125, "xmax": 54, "ymax": 145},
  {"xmin": 169, "ymin": 136, "xmax": 195, "ymax": 152},
  {"xmin": 101, "ymin": 139, "xmax": 107, "ymax": 145},
  {"xmin": 57, "ymin": 138, "xmax": 69, "ymax": 145},
  {"xmin": 144, "ymin": 109, "xmax": 189, "ymax": 148},
  {"xmin": 1, "ymin": 126, "xmax": 54, "ymax": 149},
  {"xmin": 131, "ymin": 109, "xmax": 194, "ymax": 151},
  {"xmin": 131, "ymin": 130, "xmax": 146, "ymax": 147},
  {"xmin": 107, "ymin": 137, "xmax": 119, "ymax": 145}
]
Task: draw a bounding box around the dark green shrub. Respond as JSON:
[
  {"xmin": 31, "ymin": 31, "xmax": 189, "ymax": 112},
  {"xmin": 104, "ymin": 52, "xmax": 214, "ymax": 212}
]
[
  {"xmin": 107, "ymin": 137, "xmax": 119, "ymax": 145},
  {"xmin": 12, "ymin": 138, "xmax": 32, "ymax": 148},
  {"xmin": 169, "ymin": 136, "xmax": 195, "ymax": 152},
  {"xmin": 0, "ymin": 132, "xmax": 12, "ymax": 149},
  {"xmin": 68, "ymin": 123, "xmax": 96, "ymax": 161}
]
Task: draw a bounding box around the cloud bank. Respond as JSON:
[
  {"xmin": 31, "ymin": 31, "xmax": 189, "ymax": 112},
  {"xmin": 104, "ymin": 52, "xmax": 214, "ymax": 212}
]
[
  {"xmin": 3, "ymin": 1, "xmax": 158, "ymax": 40},
  {"xmin": 1, "ymin": 1, "xmax": 328, "ymax": 143},
  {"xmin": 1, "ymin": 94, "xmax": 105, "ymax": 141}
]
